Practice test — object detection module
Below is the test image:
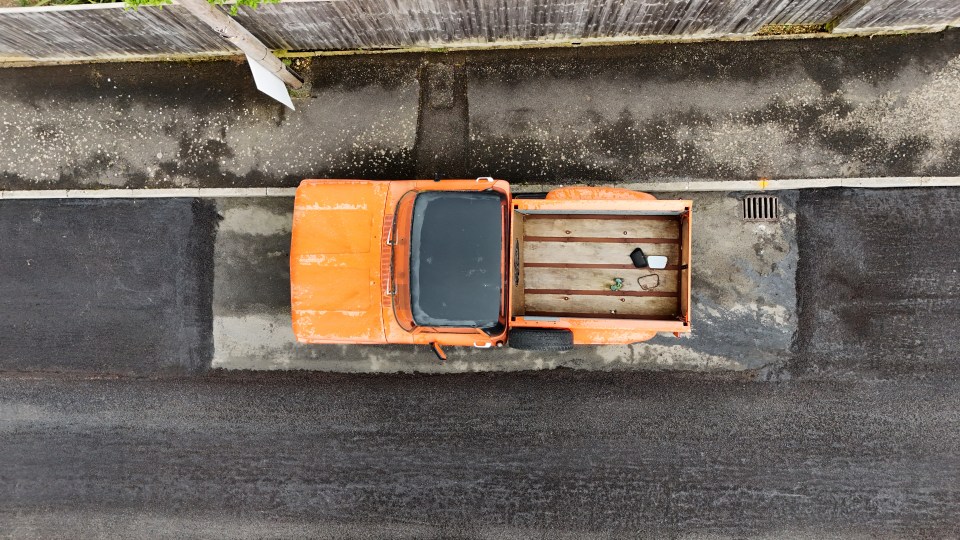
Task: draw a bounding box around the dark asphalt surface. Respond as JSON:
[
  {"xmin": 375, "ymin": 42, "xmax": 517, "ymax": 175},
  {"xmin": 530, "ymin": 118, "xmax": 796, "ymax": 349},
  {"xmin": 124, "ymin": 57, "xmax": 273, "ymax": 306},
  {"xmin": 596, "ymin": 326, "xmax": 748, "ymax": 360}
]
[
  {"xmin": 796, "ymin": 188, "xmax": 960, "ymax": 380},
  {"xmin": 0, "ymin": 199, "xmax": 216, "ymax": 375},
  {"xmin": 2, "ymin": 372, "xmax": 958, "ymax": 538},
  {"xmin": 2, "ymin": 188, "xmax": 960, "ymax": 537}
]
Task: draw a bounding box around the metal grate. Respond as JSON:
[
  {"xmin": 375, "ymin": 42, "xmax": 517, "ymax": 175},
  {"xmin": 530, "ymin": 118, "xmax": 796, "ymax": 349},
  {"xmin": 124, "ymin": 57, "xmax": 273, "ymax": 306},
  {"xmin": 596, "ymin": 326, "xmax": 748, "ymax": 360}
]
[{"xmin": 742, "ymin": 195, "xmax": 779, "ymax": 221}]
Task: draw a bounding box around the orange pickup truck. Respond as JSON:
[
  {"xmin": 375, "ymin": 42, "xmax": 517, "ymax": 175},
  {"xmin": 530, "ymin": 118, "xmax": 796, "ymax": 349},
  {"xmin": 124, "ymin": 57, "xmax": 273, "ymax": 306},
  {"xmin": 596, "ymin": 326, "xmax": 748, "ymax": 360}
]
[{"xmin": 290, "ymin": 178, "xmax": 691, "ymax": 358}]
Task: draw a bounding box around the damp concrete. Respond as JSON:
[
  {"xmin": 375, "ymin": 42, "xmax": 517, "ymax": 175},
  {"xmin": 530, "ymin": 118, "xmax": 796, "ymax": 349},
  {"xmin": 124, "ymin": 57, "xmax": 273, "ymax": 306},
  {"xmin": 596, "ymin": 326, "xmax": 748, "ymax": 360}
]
[
  {"xmin": 2, "ymin": 30, "xmax": 960, "ymax": 189},
  {"xmin": 466, "ymin": 31, "xmax": 960, "ymax": 183},
  {"xmin": 0, "ymin": 57, "xmax": 419, "ymax": 189}
]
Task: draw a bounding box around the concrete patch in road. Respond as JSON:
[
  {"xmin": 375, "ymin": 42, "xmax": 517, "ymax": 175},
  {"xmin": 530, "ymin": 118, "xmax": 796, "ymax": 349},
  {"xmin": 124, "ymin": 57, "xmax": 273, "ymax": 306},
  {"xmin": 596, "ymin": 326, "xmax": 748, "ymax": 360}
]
[
  {"xmin": 212, "ymin": 192, "xmax": 795, "ymax": 373},
  {"xmin": 213, "ymin": 312, "xmax": 746, "ymax": 372},
  {"xmin": 644, "ymin": 191, "xmax": 797, "ymax": 372}
]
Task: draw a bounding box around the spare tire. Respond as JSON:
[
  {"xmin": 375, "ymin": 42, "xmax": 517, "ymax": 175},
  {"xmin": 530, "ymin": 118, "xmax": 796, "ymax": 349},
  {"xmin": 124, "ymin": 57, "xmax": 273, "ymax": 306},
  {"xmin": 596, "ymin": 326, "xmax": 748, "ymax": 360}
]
[{"xmin": 508, "ymin": 328, "xmax": 574, "ymax": 352}]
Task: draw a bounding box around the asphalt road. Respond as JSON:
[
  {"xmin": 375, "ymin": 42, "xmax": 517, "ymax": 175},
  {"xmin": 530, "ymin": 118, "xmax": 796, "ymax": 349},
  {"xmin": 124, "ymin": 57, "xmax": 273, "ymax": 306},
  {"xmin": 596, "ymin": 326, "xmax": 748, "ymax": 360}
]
[
  {"xmin": 2, "ymin": 372, "xmax": 958, "ymax": 538},
  {"xmin": 0, "ymin": 198, "xmax": 215, "ymax": 375},
  {"xmin": 796, "ymin": 188, "xmax": 960, "ymax": 379},
  {"xmin": 2, "ymin": 188, "xmax": 960, "ymax": 538}
]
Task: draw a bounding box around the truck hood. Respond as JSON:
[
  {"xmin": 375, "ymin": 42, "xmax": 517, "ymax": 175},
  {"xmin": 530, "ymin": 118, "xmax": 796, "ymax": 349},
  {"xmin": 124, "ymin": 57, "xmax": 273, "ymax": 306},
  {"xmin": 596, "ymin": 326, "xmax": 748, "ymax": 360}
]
[{"xmin": 290, "ymin": 180, "xmax": 389, "ymax": 343}]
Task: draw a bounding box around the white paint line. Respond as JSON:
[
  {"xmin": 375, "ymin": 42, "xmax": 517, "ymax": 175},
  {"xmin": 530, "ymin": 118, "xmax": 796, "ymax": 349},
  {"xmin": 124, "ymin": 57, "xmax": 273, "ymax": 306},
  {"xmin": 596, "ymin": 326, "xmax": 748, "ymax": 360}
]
[
  {"xmin": 0, "ymin": 187, "xmax": 267, "ymax": 199},
  {"xmin": 68, "ymin": 188, "xmax": 202, "ymax": 198},
  {"xmin": 619, "ymin": 181, "xmax": 691, "ymax": 192},
  {"xmin": 532, "ymin": 176, "xmax": 960, "ymax": 193},
  {"xmin": 2, "ymin": 177, "xmax": 960, "ymax": 199},
  {"xmin": 686, "ymin": 180, "xmax": 759, "ymax": 192},
  {"xmin": 760, "ymin": 178, "xmax": 838, "ymax": 190},
  {"xmin": 840, "ymin": 177, "xmax": 924, "ymax": 188},
  {"xmin": 195, "ymin": 188, "xmax": 269, "ymax": 197},
  {"xmin": 1, "ymin": 189, "xmax": 71, "ymax": 199},
  {"xmin": 922, "ymin": 176, "xmax": 960, "ymax": 187}
]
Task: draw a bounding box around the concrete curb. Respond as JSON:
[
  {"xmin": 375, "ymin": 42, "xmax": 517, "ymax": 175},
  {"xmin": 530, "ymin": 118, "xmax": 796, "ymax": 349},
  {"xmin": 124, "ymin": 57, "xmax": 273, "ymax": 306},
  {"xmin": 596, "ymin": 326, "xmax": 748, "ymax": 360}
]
[
  {"xmin": 0, "ymin": 187, "xmax": 299, "ymax": 199},
  {"xmin": 0, "ymin": 177, "xmax": 958, "ymax": 199},
  {"xmin": 521, "ymin": 176, "xmax": 960, "ymax": 193}
]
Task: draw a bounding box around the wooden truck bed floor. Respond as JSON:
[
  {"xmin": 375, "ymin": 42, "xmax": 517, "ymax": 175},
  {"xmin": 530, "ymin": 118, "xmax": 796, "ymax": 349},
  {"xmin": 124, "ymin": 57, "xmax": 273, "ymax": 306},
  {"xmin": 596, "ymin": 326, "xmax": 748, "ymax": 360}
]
[{"xmin": 515, "ymin": 214, "xmax": 682, "ymax": 320}]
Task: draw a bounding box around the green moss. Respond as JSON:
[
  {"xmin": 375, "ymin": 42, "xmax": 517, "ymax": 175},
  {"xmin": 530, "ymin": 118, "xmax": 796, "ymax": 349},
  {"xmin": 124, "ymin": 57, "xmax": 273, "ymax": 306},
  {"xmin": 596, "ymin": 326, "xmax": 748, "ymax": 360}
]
[
  {"xmin": 124, "ymin": 0, "xmax": 279, "ymax": 15},
  {"xmin": 755, "ymin": 23, "xmax": 830, "ymax": 36}
]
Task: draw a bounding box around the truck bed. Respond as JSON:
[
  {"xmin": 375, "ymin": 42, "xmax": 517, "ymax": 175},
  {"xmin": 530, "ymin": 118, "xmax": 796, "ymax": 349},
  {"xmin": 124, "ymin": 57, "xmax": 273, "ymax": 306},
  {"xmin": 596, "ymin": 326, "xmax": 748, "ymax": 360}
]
[{"xmin": 512, "ymin": 213, "xmax": 683, "ymax": 320}]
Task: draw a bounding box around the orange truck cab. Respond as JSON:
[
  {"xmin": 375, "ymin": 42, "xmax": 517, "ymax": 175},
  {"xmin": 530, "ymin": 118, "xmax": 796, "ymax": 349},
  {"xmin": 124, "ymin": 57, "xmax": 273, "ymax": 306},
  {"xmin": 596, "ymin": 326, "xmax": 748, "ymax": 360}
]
[{"xmin": 290, "ymin": 178, "xmax": 691, "ymax": 357}]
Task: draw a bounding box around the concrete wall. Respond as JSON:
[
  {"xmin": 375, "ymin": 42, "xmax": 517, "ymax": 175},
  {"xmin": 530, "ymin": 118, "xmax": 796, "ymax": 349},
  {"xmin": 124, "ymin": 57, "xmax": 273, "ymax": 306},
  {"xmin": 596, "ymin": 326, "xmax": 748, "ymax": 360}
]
[{"xmin": 1, "ymin": 0, "xmax": 959, "ymax": 62}]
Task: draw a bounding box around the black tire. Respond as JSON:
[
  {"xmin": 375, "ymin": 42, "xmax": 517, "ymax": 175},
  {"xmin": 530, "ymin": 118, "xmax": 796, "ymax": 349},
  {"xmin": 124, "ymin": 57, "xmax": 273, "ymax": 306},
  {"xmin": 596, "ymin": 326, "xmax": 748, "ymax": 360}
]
[{"xmin": 508, "ymin": 328, "xmax": 574, "ymax": 352}]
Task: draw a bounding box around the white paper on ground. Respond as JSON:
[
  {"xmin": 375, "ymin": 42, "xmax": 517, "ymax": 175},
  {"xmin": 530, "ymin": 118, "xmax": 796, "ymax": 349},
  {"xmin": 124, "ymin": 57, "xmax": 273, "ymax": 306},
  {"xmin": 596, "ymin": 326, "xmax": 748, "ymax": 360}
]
[{"xmin": 246, "ymin": 54, "xmax": 295, "ymax": 111}]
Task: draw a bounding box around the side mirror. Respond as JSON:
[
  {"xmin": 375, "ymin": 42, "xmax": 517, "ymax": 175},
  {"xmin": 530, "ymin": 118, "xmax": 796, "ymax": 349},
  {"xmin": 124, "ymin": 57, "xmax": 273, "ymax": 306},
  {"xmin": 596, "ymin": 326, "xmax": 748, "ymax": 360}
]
[{"xmin": 430, "ymin": 342, "xmax": 448, "ymax": 361}]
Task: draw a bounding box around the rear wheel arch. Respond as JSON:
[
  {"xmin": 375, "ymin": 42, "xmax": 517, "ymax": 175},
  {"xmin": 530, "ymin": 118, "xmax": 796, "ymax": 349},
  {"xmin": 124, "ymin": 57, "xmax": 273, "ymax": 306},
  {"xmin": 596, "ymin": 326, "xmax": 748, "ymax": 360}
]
[{"xmin": 545, "ymin": 187, "xmax": 656, "ymax": 201}]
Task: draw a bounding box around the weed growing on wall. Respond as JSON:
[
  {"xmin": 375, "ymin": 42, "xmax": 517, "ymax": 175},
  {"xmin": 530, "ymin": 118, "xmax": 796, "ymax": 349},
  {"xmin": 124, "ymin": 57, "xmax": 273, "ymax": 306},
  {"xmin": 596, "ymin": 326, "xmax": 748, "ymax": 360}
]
[{"xmin": 124, "ymin": 0, "xmax": 279, "ymax": 16}]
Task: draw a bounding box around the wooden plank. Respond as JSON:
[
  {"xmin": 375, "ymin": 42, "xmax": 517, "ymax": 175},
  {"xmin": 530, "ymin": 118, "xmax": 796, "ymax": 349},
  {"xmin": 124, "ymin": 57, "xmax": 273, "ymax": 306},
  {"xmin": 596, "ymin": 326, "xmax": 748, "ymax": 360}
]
[
  {"xmin": 2, "ymin": 0, "xmax": 958, "ymax": 63},
  {"xmin": 524, "ymin": 216, "xmax": 680, "ymax": 239},
  {"xmin": 523, "ymin": 214, "xmax": 676, "ymax": 221},
  {"xmin": 525, "ymin": 311, "xmax": 677, "ymax": 321},
  {"xmin": 524, "ymin": 241, "xmax": 678, "ymax": 265},
  {"xmin": 526, "ymin": 289, "xmax": 677, "ymax": 297},
  {"xmin": 524, "ymin": 267, "xmax": 679, "ymax": 293},
  {"xmin": 510, "ymin": 212, "xmax": 526, "ymax": 316},
  {"xmin": 178, "ymin": 0, "xmax": 302, "ymax": 88},
  {"xmin": 679, "ymin": 214, "xmax": 692, "ymax": 320},
  {"xmin": 525, "ymin": 262, "xmax": 680, "ymax": 270},
  {"xmin": 524, "ymin": 236, "xmax": 678, "ymax": 244},
  {"xmin": 524, "ymin": 294, "xmax": 679, "ymax": 318}
]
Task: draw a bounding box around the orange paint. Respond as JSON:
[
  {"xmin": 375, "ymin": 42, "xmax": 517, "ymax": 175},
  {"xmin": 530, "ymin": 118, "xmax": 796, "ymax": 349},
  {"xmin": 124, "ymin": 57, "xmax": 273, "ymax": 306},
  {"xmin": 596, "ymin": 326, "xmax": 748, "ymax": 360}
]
[
  {"xmin": 290, "ymin": 180, "xmax": 388, "ymax": 343},
  {"xmin": 545, "ymin": 186, "xmax": 657, "ymax": 201}
]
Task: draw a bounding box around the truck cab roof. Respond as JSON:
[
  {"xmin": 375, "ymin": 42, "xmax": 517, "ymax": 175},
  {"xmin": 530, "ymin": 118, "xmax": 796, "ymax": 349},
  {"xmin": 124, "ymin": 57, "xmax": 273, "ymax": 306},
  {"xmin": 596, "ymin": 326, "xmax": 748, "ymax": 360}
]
[{"xmin": 409, "ymin": 191, "xmax": 504, "ymax": 329}]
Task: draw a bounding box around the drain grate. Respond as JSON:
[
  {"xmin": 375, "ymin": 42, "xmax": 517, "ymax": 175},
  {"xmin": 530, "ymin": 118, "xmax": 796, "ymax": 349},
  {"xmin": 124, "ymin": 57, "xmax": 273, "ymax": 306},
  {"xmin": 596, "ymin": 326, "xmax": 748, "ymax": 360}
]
[{"xmin": 742, "ymin": 194, "xmax": 779, "ymax": 221}]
